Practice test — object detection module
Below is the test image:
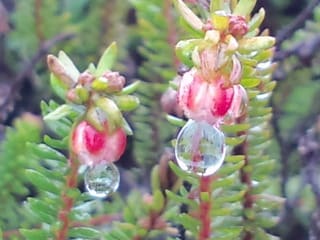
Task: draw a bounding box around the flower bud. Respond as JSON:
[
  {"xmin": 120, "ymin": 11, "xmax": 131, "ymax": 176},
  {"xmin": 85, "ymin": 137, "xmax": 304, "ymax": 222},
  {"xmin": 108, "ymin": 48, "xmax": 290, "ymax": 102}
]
[
  {"xmin": 71, "ymin": 120, "xmax": 126, "ymax": 166},
  {"xmin": 229, "ymin": 15, "xmax": 248, "ymax": 37}
]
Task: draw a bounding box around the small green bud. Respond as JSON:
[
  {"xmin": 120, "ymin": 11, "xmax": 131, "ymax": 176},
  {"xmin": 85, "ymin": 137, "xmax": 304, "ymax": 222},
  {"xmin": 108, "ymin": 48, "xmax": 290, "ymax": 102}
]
[
  {"xmin": 211, "ymin": 12, "xmax": 229, "ymax": 31},
  {"xmin": 91, "ymin": 78, "xmax": 108, "ymax": 91},
  {"xmin": 75, "ymin": 86, "xmax": 89, "ymax": 103}
]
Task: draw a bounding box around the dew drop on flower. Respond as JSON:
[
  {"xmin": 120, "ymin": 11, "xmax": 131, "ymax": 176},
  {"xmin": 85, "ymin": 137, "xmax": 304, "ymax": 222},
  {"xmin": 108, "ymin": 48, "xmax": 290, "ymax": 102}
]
[
  {"xmin": 84, "ymin": 163, "xmax": 120, "ymax": 198},
  {"xmin": 175, "ymin": 120, "xmax": 226, "ymax": 176}
]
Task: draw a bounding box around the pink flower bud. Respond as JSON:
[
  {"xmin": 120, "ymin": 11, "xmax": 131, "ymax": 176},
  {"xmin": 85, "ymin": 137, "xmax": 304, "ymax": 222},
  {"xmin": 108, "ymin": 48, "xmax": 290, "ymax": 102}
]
[
  {"xmin": 178, "ymin": 68, "xmax": 234, "ymax": 124},
  {"xmin": 71, "ymin": 121, "xmax": 126, "ymax": 166},
  {"xmin": 229, "ymin": 15, "xmax": 248, "ymax": 37}
]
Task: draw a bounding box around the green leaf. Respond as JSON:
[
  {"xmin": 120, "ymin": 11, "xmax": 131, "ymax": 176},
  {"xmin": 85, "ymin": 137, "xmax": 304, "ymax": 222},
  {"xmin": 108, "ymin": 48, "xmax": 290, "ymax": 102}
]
[
  {"xmin": 233, "ymin": 0, "xmax": 257, "ymax": 16},
  {"xmin": 96, "ymin": 42, "xmax": 117, "ymax": 76},
  {"xmin": 151, "ymin": 165, "xmax": 160, "ymax": 193},
  {"xmin": 210, "ymin": 0, "xmax": 224, "ymax": 12},
  {"xmin": 225, "ymin": 136, "xmax": 246, "ymax": 146},
  {"xmin": 166, "ymin": 190, "xmax": 197, "ymax": 208},
  {"xmin": 248, "ymin": 8, "xmax": 265, "ymax": 32},
  {"xmin": 114, "ymin": 95, "xmax": 140, "ymax": 111},
  {"xmin": 173, "ymin": 0, "xmax": 203, "ymax": 31},
  {"xmin": 241, "ymin": 78, "xmax": 261, "ymax": 88},
  {"xmin": 166, "ymin": 115, "xmax": 186, "ymax": 127},
  {"xmin": 28, "ymin": 143, "xmax": 66, "ymax": 162},
  {"xmin": 218, "ymin": 160, "xmax": 245, "ymax": 176},
  {"xmin": 50, "ymin": 74, "xmax": 68, "ymax": 100},
  {"xmin": 25, "ymin": 169, "xmax": 60, "ymax": 194},
  {"xmin": 20, "ymin": 229, "xmax": 49, "ymax": 240},
  {"xmin": 68, "ymin": 227, "xmax": 101, "ymax": 239},
  {"xmin": 44, "ymin": 104, "xmax": 72, "ymax": 121},
  {"xmin": 58, "ymin": 51, "xmax": 80, "ymax": 82},
  {"xmin": 176, "ymin": 39, "xmax": 201, "ymax": 66},
  {"xmin": 177, "ymin": 213, "xmax": 200, "ymax": 232},
  {"xmin": 44, "ymin": 135, "xmax": 68, "ymax": 150},
  {"xmin": 238, "ymin": 37, "xmax": 275, "ymax": 53},
  {"xmin": 28, "ymin": 199, "xmax": 56, "ymax": 223},
  {"xmin": 121, "ymin": 80, "xmax": 141, "ymax": 95},
  {"xmin": 222, "ymin": 123, "xmax": 250, "ymax": 133},
  {"xmin": 151, "ymin": 190, "xmax": 165, "ymax": 212}
]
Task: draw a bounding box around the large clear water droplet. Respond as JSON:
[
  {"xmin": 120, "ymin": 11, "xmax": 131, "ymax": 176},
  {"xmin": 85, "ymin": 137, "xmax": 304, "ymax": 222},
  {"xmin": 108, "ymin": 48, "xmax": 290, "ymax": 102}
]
[
  {"xmin": 175, "ymin": 120, "xmax": 226, "ymax": 176},
  {"xmin": 84, "ymin": 163, "xmax": 120, "ymax": 198}
]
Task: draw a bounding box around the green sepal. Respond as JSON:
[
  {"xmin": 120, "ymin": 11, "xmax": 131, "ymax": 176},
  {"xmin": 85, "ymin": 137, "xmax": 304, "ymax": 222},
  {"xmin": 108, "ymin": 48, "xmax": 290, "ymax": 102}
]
[
  {"xmin": 173, "ymin": 0, "xmax": 203, "ymax": 32},
  {"xmin": 50, "ymin": 74, "xmax": 68, "ymax": 100},
  {"xmin": 176, "ymin": 39, "xmax": 201, "ymax": 67},
  {"xmin": 86, "ymin": 98, "xmax": 123, "ymax": 133},
  {"xmin": 113, "ymin": 95, "xmax": 140, "ymax": 111},
  {"xmin": 96, "ymin": 42, "xmax": 117, "ymax": 76}
]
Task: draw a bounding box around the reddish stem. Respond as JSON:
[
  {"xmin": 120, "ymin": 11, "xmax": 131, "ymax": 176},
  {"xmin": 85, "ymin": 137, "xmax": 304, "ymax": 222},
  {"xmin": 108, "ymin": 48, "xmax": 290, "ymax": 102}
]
[
  {"xmin": 234, "ymin": 116, "xmax": 254, "ymax": 240},
  {"xmin": 55, "ymin": 154, "xmax": 79, "ymax": 240},
  {"xmin": 198, "ymin": 176, "xmax": 212, "ymax": 240}
]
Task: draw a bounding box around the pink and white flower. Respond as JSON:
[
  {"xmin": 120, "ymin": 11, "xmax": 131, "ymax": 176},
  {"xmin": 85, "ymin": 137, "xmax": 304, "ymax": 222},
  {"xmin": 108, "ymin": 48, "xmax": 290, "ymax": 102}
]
[
  {"xmin": 178, "ymin": 68, "xmax": 234, "ymax": 125},
  {"xmin": 71, "ymin": 120, "xmax": 126, "ymax": 166}
]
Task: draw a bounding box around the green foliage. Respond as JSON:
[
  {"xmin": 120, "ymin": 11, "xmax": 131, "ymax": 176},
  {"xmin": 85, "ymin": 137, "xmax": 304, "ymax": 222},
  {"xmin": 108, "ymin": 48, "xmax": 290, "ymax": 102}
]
[
  {"xmin": 130, "ymin": 0, "xmax": 177, "ymax": 168},
  {"xmin": 0, "ymin": 116, "xmax": 41, "ymax": 231},
  {"xmin": 0, "ymin": 1, "xmax": 303, "ymax": 239},
  {"xmin": 19, "ymin": 100, "xmax": 102, "ymax": 239}
]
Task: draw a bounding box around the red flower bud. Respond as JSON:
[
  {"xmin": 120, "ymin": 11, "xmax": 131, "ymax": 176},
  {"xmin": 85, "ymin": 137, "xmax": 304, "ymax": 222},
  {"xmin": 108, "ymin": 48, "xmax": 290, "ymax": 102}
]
[{"xmin": 71, "ymin": 121, "xmax": 126, "ymax": 166}]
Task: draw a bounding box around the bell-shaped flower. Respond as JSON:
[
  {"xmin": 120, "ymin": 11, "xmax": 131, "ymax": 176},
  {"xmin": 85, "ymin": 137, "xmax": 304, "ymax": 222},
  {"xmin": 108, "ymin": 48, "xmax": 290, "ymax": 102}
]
[
  {"xmin": 178, "ymin": 68, "xmax": 234, "ymax": 125},
  {"xmin": 71, "ymin": 120, "xmax": 126, "ymax": 166}
]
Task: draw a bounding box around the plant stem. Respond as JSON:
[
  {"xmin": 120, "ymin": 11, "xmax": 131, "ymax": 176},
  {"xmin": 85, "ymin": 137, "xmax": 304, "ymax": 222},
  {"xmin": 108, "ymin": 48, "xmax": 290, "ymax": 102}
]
[
  {"xmin": 55, "ymin": 154, "xmax": 79, "ymax": 240},
  {"xmin": 234, "ymin": 116, "xmax": 253, "ymax": 240},
  {"xmin": 198, "ymin": 176, "xmax": 212, "ymax": 240}
]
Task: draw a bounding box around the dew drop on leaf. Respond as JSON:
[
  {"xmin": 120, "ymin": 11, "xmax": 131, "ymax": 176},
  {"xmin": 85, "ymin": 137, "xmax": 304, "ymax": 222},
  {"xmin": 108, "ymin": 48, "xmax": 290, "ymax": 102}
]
[
  {"xmin": 84, "ymin": 163, "xmax": 120, "ymax": 198},
  {"xmin": 175, "ymin": 120, "xmax": 226, "ymax": 176}
]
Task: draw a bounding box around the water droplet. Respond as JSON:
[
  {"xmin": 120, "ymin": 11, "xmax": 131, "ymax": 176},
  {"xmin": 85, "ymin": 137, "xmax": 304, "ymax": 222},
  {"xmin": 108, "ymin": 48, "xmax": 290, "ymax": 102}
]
[
  {"xmin": 84, "ymin": 163, "xmax": 120, "ymax": 198},
  {"xmin": 175, "ymin": 120, "xmax": 226, "ymax": 176}
]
